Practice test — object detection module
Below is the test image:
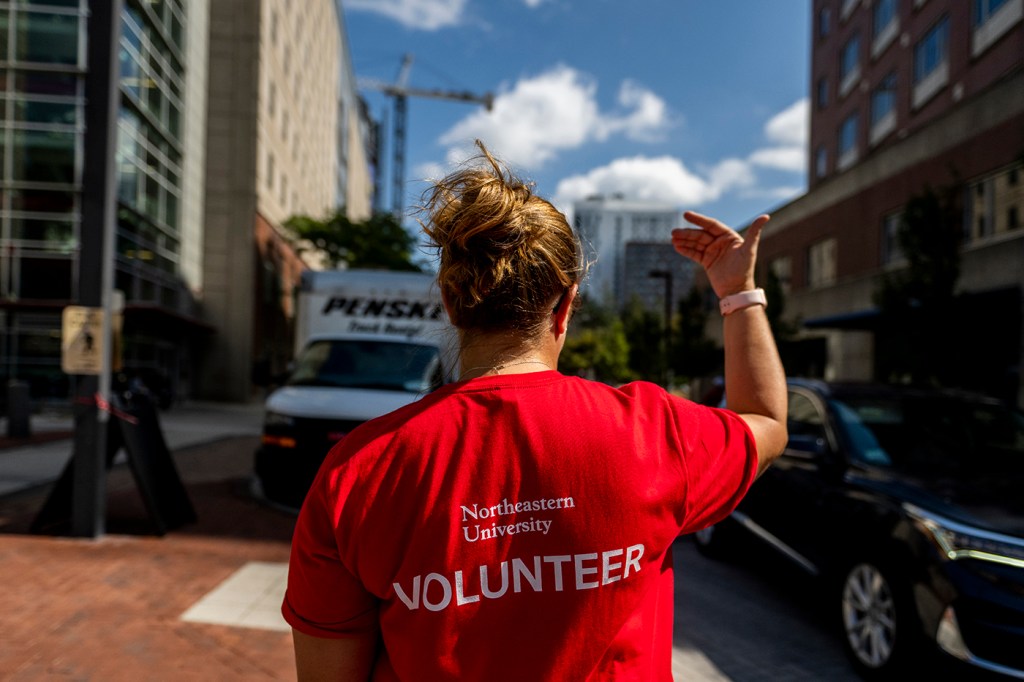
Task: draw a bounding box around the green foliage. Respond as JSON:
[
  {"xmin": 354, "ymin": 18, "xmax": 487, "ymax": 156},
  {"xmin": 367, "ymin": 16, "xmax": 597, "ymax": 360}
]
[
  {"xmin": 560, "ymin": 324, "xmax": 633, "ymax": 383},
  {"xmin": 873, "ymin": 184, "xmax": 962, "ymax": 385},
  {"xmin": 285, "ymin": 210, "xmax": 421, "ymax": 271},
  {"xmin": 622, "ymin": 296, "xmax": 665, "ymax": 383},
  {"xmin": 559, "ymin": 296, "xmax": 634, "ymax": 384}
]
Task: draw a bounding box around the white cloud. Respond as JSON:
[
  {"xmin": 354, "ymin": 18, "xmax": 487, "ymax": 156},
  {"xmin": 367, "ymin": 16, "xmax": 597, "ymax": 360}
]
[
  {"xmin": 437, "ymin": 66, "xmax": 670, "ymax": 169},
  {"xmin": 748, "ymin": 146, "xmax": 805, "ymax": 172},
  {"xmin": 550, "ymin": 99, "xmax": 808, "ymax": 218},
  {"xmin": 748, "ymin": 98, "xmax": 808, "ymax": 171},
  {"xmin": 764, "ymin": 98, "xmax": 809, "ymax": 146},
  {"xmin": 345, "ymin": 0, "xmax": 467, "ymax": 31},
  {"xmin": 523, "ymin": 0, "xmax": 547, "ymax": 6},
  {"xmin": 552, "ymin": 155, "xmax": 751, "ymax": 216}
]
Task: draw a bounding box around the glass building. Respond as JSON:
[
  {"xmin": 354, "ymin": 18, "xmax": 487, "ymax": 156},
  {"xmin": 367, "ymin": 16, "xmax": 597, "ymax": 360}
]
[{"xmin": 0, "ymin": 0, "xmax": 202, "ymax": 408}]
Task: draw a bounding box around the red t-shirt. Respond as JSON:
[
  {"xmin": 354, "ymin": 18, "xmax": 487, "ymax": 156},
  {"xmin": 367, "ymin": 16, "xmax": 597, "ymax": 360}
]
[{"xmin": 283, "ymin": 371, "xmax": 757, "ymax": 681}]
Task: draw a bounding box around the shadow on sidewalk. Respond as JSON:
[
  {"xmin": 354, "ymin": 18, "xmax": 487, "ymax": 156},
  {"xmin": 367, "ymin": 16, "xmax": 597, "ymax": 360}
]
[{"xmin": 0, "ymin": 435, "xmax": 297, "ymax": 544}]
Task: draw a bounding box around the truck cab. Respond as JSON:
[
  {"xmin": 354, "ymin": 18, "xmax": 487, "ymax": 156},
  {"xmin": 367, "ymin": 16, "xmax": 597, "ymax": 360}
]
[{"xmin": 254, "ymin": 270, "xmax": 454, "ymax": 510}]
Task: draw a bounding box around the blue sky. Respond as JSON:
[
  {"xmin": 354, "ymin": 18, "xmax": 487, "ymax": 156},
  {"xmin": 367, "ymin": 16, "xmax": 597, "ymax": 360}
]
[{"xmin": 343, "ymin": 0, "xmax": 811, "ymax": 231}]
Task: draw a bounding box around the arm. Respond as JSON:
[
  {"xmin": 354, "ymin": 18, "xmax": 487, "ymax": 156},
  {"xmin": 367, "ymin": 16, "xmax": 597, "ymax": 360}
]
[
  {"xmin": 672, "ymin": 211, "xmax": 788, "ymax": 474},
  {"xmin": 292, "ymin": 629, "xmax": 377, "ymax": 682}
]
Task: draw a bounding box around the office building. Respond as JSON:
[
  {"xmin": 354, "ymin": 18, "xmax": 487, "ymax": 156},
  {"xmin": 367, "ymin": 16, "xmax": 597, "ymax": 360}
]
[
  {"xmin": 0, "ymin": 0, "xmax": 210, "ymax": 407},
  {"xmin": 574, "ymin": 196, "xmax": 683, "ymax": 308},
  {"xmin": 757, "ymin": 0, "xmax": 1024, "ymax": 404},
  {"xmin": 198, "ymin": 0, "xmax": 375, "ymax": 402}
]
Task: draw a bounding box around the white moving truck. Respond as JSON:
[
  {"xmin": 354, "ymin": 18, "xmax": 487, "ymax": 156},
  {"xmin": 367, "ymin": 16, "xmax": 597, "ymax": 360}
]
[{"xmin": 254, "ymin": 269, "xmax": 453, "ymax": 509}]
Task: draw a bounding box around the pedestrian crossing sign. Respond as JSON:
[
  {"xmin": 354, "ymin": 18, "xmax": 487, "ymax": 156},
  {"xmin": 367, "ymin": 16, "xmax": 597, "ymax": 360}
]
[{"xmin": 61, "ymin": 306, "xmax": 106, "ymax": 375}]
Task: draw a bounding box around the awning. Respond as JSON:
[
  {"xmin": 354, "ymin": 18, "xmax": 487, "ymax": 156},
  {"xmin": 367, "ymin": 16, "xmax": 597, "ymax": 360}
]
[{"xmin": 803, "ymin": 307, "xmax": 882, "ymax": 330}]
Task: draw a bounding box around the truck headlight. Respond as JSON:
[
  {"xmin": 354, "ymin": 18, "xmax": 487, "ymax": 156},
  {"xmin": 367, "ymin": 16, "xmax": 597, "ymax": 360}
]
[{"xmin": 905, "ymin": 503, "xmax": 1024, "ymax": 568}]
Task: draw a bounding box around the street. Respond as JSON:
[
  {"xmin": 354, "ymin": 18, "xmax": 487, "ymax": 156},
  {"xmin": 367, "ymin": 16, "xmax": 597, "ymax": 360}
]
[{"xmin": 671, "ymin": 537, "xmax": 861, "ymax": 681}]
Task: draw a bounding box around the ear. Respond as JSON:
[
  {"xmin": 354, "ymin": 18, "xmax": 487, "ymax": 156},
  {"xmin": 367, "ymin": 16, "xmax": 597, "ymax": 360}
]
[
  {"xmin": 441, "ymin": 288, "xmax": 455, "ymax": 322},
  {"xmin": 552, "ymin": 283, "xmax": 578, "ymax": 337}
]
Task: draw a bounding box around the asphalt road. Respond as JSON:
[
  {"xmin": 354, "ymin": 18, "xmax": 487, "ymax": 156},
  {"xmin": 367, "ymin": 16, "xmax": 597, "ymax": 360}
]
[{"xmin": 670, "ymin": 536, "xmax": 863, "ymax": 681}]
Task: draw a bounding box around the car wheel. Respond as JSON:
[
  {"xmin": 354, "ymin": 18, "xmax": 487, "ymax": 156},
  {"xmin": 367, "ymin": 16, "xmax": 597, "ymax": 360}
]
[{"xmin": 839, "ymin": 560, "xmax": 921, "ymax": 678}]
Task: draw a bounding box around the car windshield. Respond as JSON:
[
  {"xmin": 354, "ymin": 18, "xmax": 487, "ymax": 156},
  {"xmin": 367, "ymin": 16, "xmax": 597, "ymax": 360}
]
[
  {"xmin": 830, "ymin": 393, "xmax": 1024, "ymax": 477},
  {"xmin": 287, "ymin": 339, "xmax": 442, "ymax": 393}
]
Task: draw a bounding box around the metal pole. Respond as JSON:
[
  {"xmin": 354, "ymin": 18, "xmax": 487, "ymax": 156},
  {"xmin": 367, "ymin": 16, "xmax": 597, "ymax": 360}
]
[
  {"xmin": 649, "ymin": 270, "xmax": 673, "ymax": 388},
  {"xmin": 71, "ymin": 0, "xmax": 123, "ymax": 538}
]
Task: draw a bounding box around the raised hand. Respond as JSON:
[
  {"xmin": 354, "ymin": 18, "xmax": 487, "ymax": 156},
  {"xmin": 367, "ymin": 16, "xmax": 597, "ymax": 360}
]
[{"xmin": 671, "ymin": 211, "xmax": 770, "ymax": 299}]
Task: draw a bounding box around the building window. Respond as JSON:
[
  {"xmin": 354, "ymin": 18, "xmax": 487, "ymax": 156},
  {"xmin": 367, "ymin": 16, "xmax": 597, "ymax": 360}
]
[
  {"xmin": 972, "ymin": 0, "xmax": 1023, "ymax": 56},
  {"xmin": 839, "ymin": 33, "xmax": 861, "ymax": 97},
  {"xmin": 770, "ymin": 256, "xmax": 792, "ymax": 294},
  {"xmin": 268, "ymin": 82, "xmax": 276, "ymax": 119},
  {"xmin": 869, "ymin": 73, "xmax": 897, "ymax": 145},
  {"xmin": 818, "ymin": 6, "xmax": 832, "ymax": 37},
  {"xmin": 837, "ymin": 112, "xmax": 859, "ymax": 171},
  {"xmin": 964, "ymin": 177, "xmax": 995, "ymax": 242},
  {"xmin": 267, "ymin": 152, "xmax": 275, "ymax": 190},
  {"xmin": 816, "ymin": 76, "xmax": 829, "ymax": 109},
  {"xmin": 1009, "ymin": 206, "xmax": 1020, "ymax": 230},
  {"xmin": 881, "ymin": 213, "xmax": 905, "ymax": 265},
  {"xmin": 807, "ymin": 238, "xmax": 838, "ymax": 288},
  {"xmin": 872, "ymin": 0, "xmax": 900, "ymax": 56},
  {"xmin": 841, "ymin": 0, "xmax": 860, "ymax": 21},
  {"xmin": 815, "ymin": 146, "xmax": 829, "ymax": 179},
  {"xmin": 912, "ymin": 16, "xmax": 949, "ymax": 108},
  {"xmin": 13, "ymin": 11, "xmax": 81, "ymax": 66}
]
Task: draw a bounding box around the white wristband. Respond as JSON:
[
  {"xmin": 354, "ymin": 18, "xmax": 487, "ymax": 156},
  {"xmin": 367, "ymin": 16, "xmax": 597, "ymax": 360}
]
[{"xmin": 719, "ymin": 288, "xmax": 767, "ymax": 316}]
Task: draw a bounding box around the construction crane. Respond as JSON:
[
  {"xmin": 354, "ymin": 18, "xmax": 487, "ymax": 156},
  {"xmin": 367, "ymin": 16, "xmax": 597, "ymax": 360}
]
[{"xmin": 359, "ymin": 54, "xmax": 494, "ymax": 217}]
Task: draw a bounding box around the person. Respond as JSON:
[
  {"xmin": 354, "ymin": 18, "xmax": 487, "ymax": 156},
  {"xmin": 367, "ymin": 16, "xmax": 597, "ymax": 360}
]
[{"xmin": 282, "ymin": 141, "xmax": 787, "ymax": 681}]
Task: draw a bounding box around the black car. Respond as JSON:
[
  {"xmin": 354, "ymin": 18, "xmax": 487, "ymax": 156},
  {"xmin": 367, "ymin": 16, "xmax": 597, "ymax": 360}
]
[{"xmin": 693, "ymin": 379, "xmax": 1024, "ymax": 680}]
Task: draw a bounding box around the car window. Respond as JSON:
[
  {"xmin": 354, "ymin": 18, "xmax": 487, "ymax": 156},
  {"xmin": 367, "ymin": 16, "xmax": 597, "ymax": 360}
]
[
  {"xmin": 831, "ymin": 393, "xmax": 1024, "ymax": 477},
  {"xmin": 788, "ymin": 392, "xmax": 826, "ymax": 437}
]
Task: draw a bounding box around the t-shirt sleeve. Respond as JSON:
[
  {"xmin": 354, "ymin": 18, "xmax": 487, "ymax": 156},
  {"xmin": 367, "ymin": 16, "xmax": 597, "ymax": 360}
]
[
  {"xmin": 673, "ymin": 401, "xmax": 759, "ymax": 534},
  {"xmin": 281, "ymin": 465, "xmax": 379, "ymax": 639}
]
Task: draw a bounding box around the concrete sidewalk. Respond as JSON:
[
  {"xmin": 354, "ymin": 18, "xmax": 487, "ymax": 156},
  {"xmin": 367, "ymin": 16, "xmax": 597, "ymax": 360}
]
[{"xmin": 0, "ymin": 401, "xmax": 264, "ymax": 497}]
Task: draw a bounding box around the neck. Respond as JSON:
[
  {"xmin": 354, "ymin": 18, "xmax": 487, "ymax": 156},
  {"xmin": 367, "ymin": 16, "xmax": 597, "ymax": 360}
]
[{"xmin": 457, "ymin": 331, "xmax": 559, "ymax": 381}]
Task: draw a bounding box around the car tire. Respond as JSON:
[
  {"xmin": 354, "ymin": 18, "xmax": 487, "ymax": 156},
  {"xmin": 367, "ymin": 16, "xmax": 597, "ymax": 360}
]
[
  {"xmin": 838, "ymin": 558, "xmax": 923, "ymax": 679},
  {"xmin": 691, "ymin": 518, "xmax": 737, "ymax": 559}
]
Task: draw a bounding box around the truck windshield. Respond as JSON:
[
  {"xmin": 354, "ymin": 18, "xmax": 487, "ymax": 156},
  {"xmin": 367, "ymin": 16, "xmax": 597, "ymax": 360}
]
[{"xmin": 287, "ymin": 339, "xmax": 442, "ymax": 393}]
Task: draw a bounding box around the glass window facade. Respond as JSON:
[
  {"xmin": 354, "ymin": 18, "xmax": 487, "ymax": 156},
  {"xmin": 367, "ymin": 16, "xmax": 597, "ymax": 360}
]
[
  {"xmin": 840, "ymin": 34, "xmax": 861, "ymax": 83},
  {"xmin": 873, "ymin": 0, "xmax": 898, "ymax": 37},
  {"xmin": 974, "ymin": 0, "xmax": 1010, "ymax": 25},
  {"xmin": 914, "ymin": 17, "xmax": 949, "ymax": 83},
  {"xmin": 1, "ymin": 0, "xmax": 190, "ymax": 402},
  {"xmin": 839, "ymin": 113, "xmax": 858, "ymax": 156},
  {"xmin": 871, "ymin": 73, "xmax": 897, "ymax": 126}
]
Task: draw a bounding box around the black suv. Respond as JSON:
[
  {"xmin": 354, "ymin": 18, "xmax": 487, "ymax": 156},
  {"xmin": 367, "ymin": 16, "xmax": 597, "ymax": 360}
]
[{"xmin": 694, "ymin": 379, "xmax": 1024, "ymax": 679}]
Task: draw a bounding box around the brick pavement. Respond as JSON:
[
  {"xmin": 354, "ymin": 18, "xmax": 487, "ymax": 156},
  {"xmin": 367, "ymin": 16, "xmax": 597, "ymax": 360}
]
[{"xmin": 0, "ymin": 436, "xmax": 299, "ymax": 681}]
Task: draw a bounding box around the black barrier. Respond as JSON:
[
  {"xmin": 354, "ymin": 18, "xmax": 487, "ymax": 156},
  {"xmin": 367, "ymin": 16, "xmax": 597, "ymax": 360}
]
[{"xmin": 30, "ymin": 392, "xmax": 197, "ymax": 536}]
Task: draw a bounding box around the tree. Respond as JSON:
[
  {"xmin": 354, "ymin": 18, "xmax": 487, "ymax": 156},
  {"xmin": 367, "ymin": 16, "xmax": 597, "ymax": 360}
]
[
  {"xmin": 873, "ymin": 184, "xmax": 961, "ymax": 385},
  {"xmin": 286, "ymin": 210, "xmax": 422, "ymax": 271},
  {"xmin": 672, "ymin": 287, "xmax": 721, "ymax": 382},
  {"xmin": 621, "ymin": 296, "xmax": 664, "ymax": 384},
  {"xmin": 559, "ymin": 295, "xmax": 633, "ymax": 383}
]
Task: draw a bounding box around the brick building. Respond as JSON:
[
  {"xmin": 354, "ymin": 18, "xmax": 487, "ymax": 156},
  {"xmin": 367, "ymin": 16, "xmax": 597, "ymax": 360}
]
[{"xmin": 756, "ymin": 0, "xmax": 1024, "ymax": 405}]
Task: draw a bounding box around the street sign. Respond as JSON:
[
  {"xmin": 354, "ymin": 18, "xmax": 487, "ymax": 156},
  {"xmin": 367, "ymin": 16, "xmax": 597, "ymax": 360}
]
[{"xmin": 61, "ymin": 306, "xmax": 105, "ymax": 375}]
